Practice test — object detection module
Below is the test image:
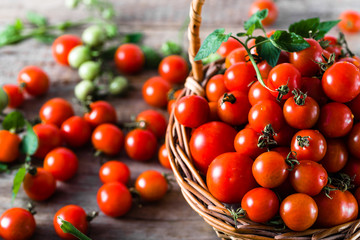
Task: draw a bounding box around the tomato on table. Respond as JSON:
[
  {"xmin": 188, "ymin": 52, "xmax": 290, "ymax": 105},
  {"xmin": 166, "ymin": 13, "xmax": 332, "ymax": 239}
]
[
  {"xmin": 39, "ymin": 98, "xmax": 74, "ymax": 127},
  {"xmin": 0, "ymin": 207, "xmax": 36, "ymax": 240},
  {"xmin": 17, "ymin": 66, "xmax": 49, "ymax": 97},
  {"xmin": 52, "ymin": 34, "xmax": 82, "ymax": 66},
  {"xmin": 2, "ymin": 84, "xmax": 24, "ymax": 109},
  {"xmin": 135, "ymin": 170, "xmax": 168, "ymax": 202},
  {"xmin": 142, "ymin": 76, "xmax": 171, "ymax": 108},
  {"xmin": 92, "ymin": 124, "xmax": 124, "ymax": 156},
  {"xmin": 125, "ymin": 129, "xmax": 157, "ymax": 161},
  {"xmin": 158, "ymin": 143, "xmax": 171, "ymax": 169},
  {"xmin": 61, "ymin": 116, "xmax": 92, "ymax": 148},
  {"xmin": 158, "ymin": 55, "xmax": 189, "ymax": 84},
  {"xmin": 84, "ymin": 100, "xmax": 117, "ymax": 128},
  {"xmin": 23, "ymin": 167, "xmax": 56, "ymax": 201},
  {"xmin": 114, "ymin": 43, "xmax": 145, "ymax": 74},
  {"xmin": 99, "ymin": 160, "xmax": 130, "ymax": 184},
  {"xmin": 338, "ymin": 10, "xmax": 360, "ymax": 33},
  {"xmin": 136, "ymin": 109, "xmax": 167, "ymax": 139},
  {"xmin": 33, "ymin": 123, "xmax": 63, "ymax": 159},
  {"xmin": 249, "ymin": 0, "xmax": 278, "ymax": 26},
  {"xmin": 0, "ymin": 130, "xmax": 20, "ymax": 163},
  {"xmin": 44, "ymin": 147, "xmax": 78, "ymax": 181}
]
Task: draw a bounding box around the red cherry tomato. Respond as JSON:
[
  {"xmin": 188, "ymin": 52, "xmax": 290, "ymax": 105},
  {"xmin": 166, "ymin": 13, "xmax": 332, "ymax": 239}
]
[
  {"xmin": 217, "ymin": 91, "xmax": 251, "ymax": 126},
  {"xmin": 33, "ymin": 123, "xmax": 62, "ymax": 159},
  {"xmin": 97, "ymin": 182, "xmax": 132, "ymax": 217},
  {"xmin": 84, "ymin": 100, "xmax": 117, "ymax": 128},
  {"xmin": 44, "ymin": 147, "xmax": 78, "ymax": 181},
  {"xmin": 207, "ymin": 152, "xmax": 257, "ymax": 204},
  {"xmin": 158, "ymin": 55, "xmax": 189, "ymax": 84},
  {"xmin": 217, "ymin": 38, "xmax": 242, "ymax": 57},
  {"xmin": 234, "ymin": 128, "xmax": 266, "ymax": 159},
  {"xmin": 136, "ymin": 109, "xmax": 167, "ymax": 139},
  {"xmin": 225, "ymin": 48, "xmax": 248, "ymax": 68},
  {"xmin": 248, "ymin": 80, "xmax": 276, "ymax": 106},
  {"xmin": 125, "ymin": 129, "xmax": 157, "ymax": 161},
  {"xmin": 208, "ymin": 101, "xmax": 220, "ymax": 121},
  {"xmin": 158, "ymin": 143, "xmax": 171, "ymax": 169},
  {"xmin": 323, "ymin": 35, "xmax": 342, "ymax": 59},
  {"xmin": 114, "ymin": 43, "xmax": 144, "ymax": 74},
  {"xmin": 338, "ymin": 10, "xmax": 360, "ymax": 33},
  {"xmin": 257, "ymin": 60, "xmax": 273, "ymax": 79},
  {"xmin": 224, "ymin": 62, "xmax": 257, "ymax": 93},
  {"xmin": 99, "ymin": 160, "xmax": 130, "ymax": 184},
  {"xmin": 348, "ymin": 92, "xmax": 360, "ymax": 120},
  {"xmin": 92, "ymin": 124, "xmax": 124, "ymax": 156},
  {"xmin": 61, "ymin": 116, "xmax": 91, "ymax": 148},
  {"xmin": 0, "ymin": 130, "xmax": 20, "ymax": 163},
  {"xmin": 241, "ymin": 187, "xmax": 279, "ymax": 223},
  {"xmin": 273, "ymin": 123, "xmax": 296, "ymax": 147},
  {"xmin": 300, "ymin": 77, "xmax": 328, "ymax": 106},
  {"xmin": 189, "ymin": 121, "xmax": 237, "ymax": 174},
  {"xmin": 205, "ymin": 74, "xmax": 227, "ymax": 102},
  {"xmin": 142, "ymin": 76, "xmax": 171, "ymax": 108},
  {"xmin": 319, "ymin": 138, "xmax": 348, "ymax": 173},
  {"xmin": 135, "ymin": 170, "xmax": 168, "ymax": 202},
  {"xmin": 249, "ymin": 0, "xmax": 278, "ymax": 26},
  {"xmin": 343, "ymin": 157, "xmax": 360, "ymax": 187},
  {"xmin": 23, "ymin": 167, "xmax": 56, "ymax": 201},
  {"xmin": 53, "ymin": 205, "xmax": 88, "ymax": 240},
  {"xmin": 52, "ymin": 34, "xmax": 82, "ymax": 66},
  {"xmin": 280, "ymin": 193, "xmax": 318, "ymax": 231},
  {"xmin": 39, "ymin": 98, "xmax": 74, "ymax": 127},
  {"xmin": 339, "ymin": 56, "xmax": 360, "ymax": 69},
  {"xmin": 0, "ymin": 208, "xmax": 36, "ymax": 240},
  {"xmin": 17, "ymin": 66, "xmax": 49, "ymax": 97},
  {"xmin": 348, "ymin": 123, "xmax": 360, "ymax": 158},
  {"xmin": 175, "ymin": 95, "xmax": 210, "ymax": 128},
  {"xmin": 2, "ymin": 84, "xmax": 24, "ymax": 108}
]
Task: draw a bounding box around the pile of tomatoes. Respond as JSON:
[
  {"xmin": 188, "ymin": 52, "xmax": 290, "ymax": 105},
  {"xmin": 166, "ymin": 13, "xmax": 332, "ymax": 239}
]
[{"xmin": 173, "ymin": 34, "xmax": 360, "ymax": 232}]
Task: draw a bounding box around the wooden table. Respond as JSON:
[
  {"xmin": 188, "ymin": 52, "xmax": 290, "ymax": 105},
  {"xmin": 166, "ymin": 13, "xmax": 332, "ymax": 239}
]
[{"xmin": 0, "ymin": 0, "xmax": 360, "ymax": 239}]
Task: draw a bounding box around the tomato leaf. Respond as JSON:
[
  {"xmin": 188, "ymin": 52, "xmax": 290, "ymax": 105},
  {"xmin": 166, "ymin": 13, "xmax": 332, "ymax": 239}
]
[
  {"xmin": 288, "ymin": 17, "xmax": 320, "ymax": 38},
  {"xmin": 20, "ymin": 121, "xmax": 38, "ymax": 156},
  {"xmin": 11, "ymin": 166, "xmax": 26, "ymax": 203},
  {"xmin": 2, "ymin": 111, "xmax": 25, "ymax": 132},
  {"xmin": 236, "ymin": 32, "xmax": 248, "ymax": 37},
  {"xmin": 256, "ymin": 36, "xmax": 281, "ymax": 67},
  {"xmin": 194, "ymin": 28, "xmax": 232, "ymax": 61},
  {"xmin": 270, "ymin": 30, "xmax": 310, "ymax": 52},
  {"xmin": 122, "ymin": 32, "xmax": 143, "ymax": 44},
  {"xmin": 34, "ymin": 33, "xmax": 57, "ymax": 44},
  {"xmin": 244, "ymin": 9, "xmax": 268, "ymax": 35},
  {"xmin": 58, "ymin": 217, "xmax": 92, "ymax": 240},
  {"xmin": 0, "ymin": 19, "xmax": 25, "ymax": 47},
  {"xmin": 26, "ymin": 11, "xmax": 47, "ymax": 27},
  {"xmin": 141, "ymin": 45, "xmax": 162, "ymax": 69},
  {"xmin": 315, "ymin": 20, "xmax": 341, "ymax": 40}
]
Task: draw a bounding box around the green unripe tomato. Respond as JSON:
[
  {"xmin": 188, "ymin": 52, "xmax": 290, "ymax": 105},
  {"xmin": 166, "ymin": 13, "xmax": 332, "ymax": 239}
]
[
  {"xmin": 0, "ymin": 87, "xmax": 8, "ymax": 112},
  {"xmin": 82, "ymin": 25, "xmax": 105, "ymax": 48},
  {"xmin": 78, "ymin": 61, "xmax": 100, "ymax": 81},
  {"xmin": 109, "ymin": 76, "xmax": 128, "ymax": 95},
  {"xmin": 74, "ymin": 80, "xmax": 95, "ymax": 101},
  {"xmin": 161, "ymin": 41, "xmax": 182, "ymax": 56},
  {"xmin": 68, "ymin": 45, "xmax": 92, "ymax": 69},
  {"xmin": 65, "ymin": 0, "xmax": 79, "ymax": 8}
]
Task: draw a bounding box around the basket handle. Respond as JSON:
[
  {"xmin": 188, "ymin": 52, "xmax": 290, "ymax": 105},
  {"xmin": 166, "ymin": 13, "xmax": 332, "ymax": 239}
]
[{"xmin": 188, "ymin": 0, "xmax": 205, "ymax": 83}]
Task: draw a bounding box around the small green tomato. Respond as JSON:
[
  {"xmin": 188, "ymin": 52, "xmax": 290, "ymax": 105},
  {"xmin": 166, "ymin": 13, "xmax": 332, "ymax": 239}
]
[
  {"xmin": 78, "ymin": 61, "xmax": 100, "ymax": 81},
  {"xmin": 0, "ymin": 87, "xmax": 8, "ymax": 112},
  {"xmin": 68, "ymin": 45, "xmax": 92, "ymax": 69},
  {"xmin": 109, "ymin": 76, "xmax": 129, "ymax": 95},
  {"xmin": 74, "ymin": 80, "xmax": 95, "ymax": 101},
  {"xmin": 82, "ymin": 25, "xmax": 105, "ymax": 48}
]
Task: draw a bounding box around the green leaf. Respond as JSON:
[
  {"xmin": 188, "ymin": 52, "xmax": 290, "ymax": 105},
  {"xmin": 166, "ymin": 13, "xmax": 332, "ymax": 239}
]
[
  {"xmin": 270, "ymin": 30, "xmax": 310, "ymax": 52},
  {"xmin": 315, "ymin": 20, "xmax": 341, "ymax": 40},
  {"xmin": 256, "ymin": 36, "xmax": 281, "ymax": 67},
  {"xmin": 288, "ymin": 18, "xmax": 320, "ymax": 38},
  {"xmin": 26, "ymin": 11, "xmax": 47, "ymax": 27},
  {"xmin": 2, "ymin": 111, "xmax": 25, "ymax": 132},
  {"xmin": 244, "ymin": 9, "xmax": 268, "ymax": 35},
  {"xmin": 34, "ymin": 33, "xmax": 57, "ymax": 44},
  {"xmin": 161, "ymin": 41, "xmax": 182, "ymax": 56},
  {"xmin": 141, "ymin": 45, "xmax": 162, "ymax": 69},
  {"xmin": 122, "ymin": 32, "xmax": 143, "ymax": 44},
  {"xmin": 194, "ymin": 28, "xmax": 232, "ymax": 61},
  {"xmin": 12, "ymin": 167, "xmax": 26, "ymax": 203},
  {"xmin": 0, "ymin": 163, "xmax": 8, "ymax": 172},
  {"xmin": 236, "ymin": 32, "xmax": 248, "ymax": 37},
  {"xmin": 14, "ymin": 19, "xmax": 24, "ymax": 31},
  {"xmin": 20, "ymin": 121, "xmax": 38, "ymax": 156},
  {"xmin": 0, "ymin": 19, "xmax": 25, "ymax": 47},
  {"xmin": 58, "ymin": 217, "xmax": 92, "ymax": 240}
]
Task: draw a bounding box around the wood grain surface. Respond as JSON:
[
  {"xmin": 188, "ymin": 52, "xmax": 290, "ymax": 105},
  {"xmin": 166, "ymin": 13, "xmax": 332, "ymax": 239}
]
[{"xmin": 0, "ymin": 0, "xmax": 360, "ymax": 240}]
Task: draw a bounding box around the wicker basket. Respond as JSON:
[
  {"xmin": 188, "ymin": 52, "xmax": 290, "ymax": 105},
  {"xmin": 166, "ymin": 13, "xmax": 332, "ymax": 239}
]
[{"xmin": 165, "ymin": 0, "xmax": 360, "ymax": 239}]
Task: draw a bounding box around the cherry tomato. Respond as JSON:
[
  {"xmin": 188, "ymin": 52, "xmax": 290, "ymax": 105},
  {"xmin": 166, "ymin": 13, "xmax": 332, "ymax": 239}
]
[
  {"xmin": 33, "ymin": 123, "xmax": 62, "ymax": 159},
  {"xmin": 207, "ymin": 152, "xmax": 256, "ymax": 204},
  {"xmin": 158, "ymin": 55, "xmax": 189, "ymax": 84},
  {"xmin": 135, "ymin": 170, "xmax": 168, "ymax": 202},
  {"xmin": 208, "ymin": 101, "xmax": 220, "ymax": 121},
  {"xmin": 248, "ymin": 99, "xmax": 284, "ymax": 133},
  {"xmin": 348, "ymin": 123, "xmax": 360, "ymax": 158},
  {"xmin": 136, "ymin": 109, "xmax": 167, "ymax": 139},
  {"xmin": 17, "ymin": 66, "xmax": 49, "ymax": 97},
  {"xmin": 249, "ymin": 0, "xmax": 278, "ymax": 26},
  {"xmin": 158, "ymin": 143, "xmax": 171, "ymax": 169},
  {"xmin": 189, "ymin": 121, "xmax": 237, "ymax": 175},
  {"xmin": 339, "ymin": 56, "xmax": 360, "ymax": 69},
  {"xmin": 60, "ymin": 116, "xmax": 92, "ymax": 148},
  {"xmin": 52, "ymin": 34, "xmax": 82, "ymax": 66},
  {"xmin": 0, "ymin": 208, "xmax": 36, "ymax": 240},
  {"xmin": 114, "ymin": 43, "xmax": 144, "ymax": 74},
  {"xmin": 92, "ymin": 124, "xmax": 124, "ymax": 156},
  {"xmin": 39, "ymin": 98, "xmax": 74, "ymax": 127},
  {"xmin": 234, "ymin": 128, "xmax": 266, "ymax": 159},
  {"xmin": 300, "ymin": 77, "xmax": 328, "ymax": 106},
  {"xmin": 217, "ymin": 38, "xmax": 242, "ymax": 57},
  {"xmin": 125, "ymin": 129, "xmax": 157, "ymax": 161},
  {"xmin": 142, "ymin": 76, "xmax": 171, "ymax": 108},
  {"xmin": 343, "ymin": 157, "xmax": 360, "ymax": 187},
  {"xmin": 241, "ymin": 187, "xmax": 279, "ymax": 223},
  {"xmin": 317, "ymin": 102, "xmax": 354, "ymax": 138},
  {"xmin": 322, "ymin": 62, "xmax": 360, "ymax": 102},
  {"xmin": 53, "ymin": 205, "xmax": 88, "ymax": 240},
  {"xmin": 225, "ymin": 47, "xmax": 248, "ymax": 68},
  {"xmin": 319, "ymin": 138, "xmax": 348, "ymax": 173},
  {"xmin": 97, "ymin": 182, "xmax": 132, "ymax": 217},
  {"xmin": 273, "ymin": 123, "xmax": 296, "ymax": 147},
  {"xmin": 44, "ymin": 147, "xmax": 78, "ymax": 181},
  {"xmin": 23, "ymin": 168, "xmax": 56, "ymax": 201},
  {"xmin": 2, "ymin": 84, "xmax": 24, "ymax": 108},
  {"xmin": 257, "ymin": 60, "xmax": 273, "ymax": 79},
  {"xmin": 280, "ymin": 193, "xmax": 318, "ymax": 231},
  {"xmin": 84, "ymin": 100, "xmax": 117, "ymax": 128},
  {"xmin": 314, "ymin": 189, "xmax": 358, "ymax": 227},
  {"xmin": 348, "ymin": 92, "xmax": 360, "ymax": 120},
  {"xmin": 175, "ymin": 95, "xmax": 210, "ymax": 128},
  {"xmin": 248, "ymin": 80, "xmax": 276, "ymax": 106},
  {"xmin": 323, "ymin": 35, "xmax": 342, "ymax": 59},
  {"xmin": 224, "ymin": 62, "xmax": 257, "ymax": 93},
  {"xmin": 217, "ymin": 91, "xmax": 251, "ymax": 126},
  {"xmin": 0, "ymin": 130, "xmax": 20, "ymax": 163},
  {"xmin": 205, "ymin": 74, "xmax": 227, "ymax": 102},
  {"xmin": 99, "ymin": 160, "xmax": 130, "ymax": 184},
  {"xmin": 338, "ymin": 10, "xmax": 360, "ymax": 33}
]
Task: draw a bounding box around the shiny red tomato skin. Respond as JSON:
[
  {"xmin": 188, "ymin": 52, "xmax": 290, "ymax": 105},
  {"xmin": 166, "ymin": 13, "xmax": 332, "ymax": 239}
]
[
  {"xmin": 0, "ymin": 208, "xmax": 36, "ymax": 240},
  {"xmin": 280, "ymin": 193, "xmax": 318, "ymax": 231},
  {"xmin": 142, "ymin": 76, "xmax": 171, "ymax": 108},
  {"xmin": 225, "ymin": 48, "xmax": 248, "ymax": 68},
  {"xmin": 207, "ymin": 152, "xmax": 257, "ymax": 204},
  {"xmin": 61, "ymin": 116, "xmax": 92, "ymax": 148},
  {"xmin": 338, "ymin": 10, "xmax": 360, "ymax": 33},
  {"xmin": 217, "ymin": 91, "xmax": 251, "ymax": 126},
  {"xmin": 208, "ymin": 101, "xmax": 220, "ymax": 121},
  {"xmin": 291, "ymin": 129, "xmax": 327, "ymax": 162},
  {"xmin": 53, "ymin": 205, "xmax": 88, "ymax": 240},
  {"xmin": 158, "ymin": 143, "xmax": 171, "ymax": 169},
  {"xmin": 300, "ymin": 77, "xmax": 328, "ymax": 106},
  {"xmin": 319, "ymin": 138, "xmax": 348, "ymax": 173},
  {"xmin": 257, "ymin": 60, "xmax": 273, "ymax": 79},
  {"xmin": 205, "ymin": 74, "xmax": 228, "ymax": 102},
  {"xmin": 114, "ymin": 43, "xmax": 144, "ymax": 74},
  {"xmin": 2, "ymin": 84, "xmax": 24, "ymax": 108},
  {"xmin": 224, "ymin": 62, "xmax": 257, "ymax": 93},
  {"xmin": 125, "ymin": 129, "xmax": 157, "ymax": 161},
  {"xmin": 249, "ymin": 0, "xmax": 278, "ymax": 26},
  {"xmin": 99, "ymin": 160, "xmax": 130, "ymax": 184},
  {"xmin": 248, "ymin": 81, "xmax": 276, "ymax": 106},
  {"xmin": 323, "ymin": 35, "xmax": 342, "ymax": 60},
  {"xmin": 33, "ymin": 123, "xmax": 63, "ymax": 159},
  {"xmin": 217, "ymin": 38, "xmax": 242, "ymax": 57},
  {"xmin": 314, "ymin": 189, "xmax": 358, "ymax": 228},
  {"xmin": 44, "ymin": 147, "xmax": 78, "ymax": 181},
  {"xmin": 17, "ymin": 66, "xmax": 49, "ymax": 97},
  {"xmin": 189, "ymin": 121, "xmax": 237, "ymax": 175},
  {"xmin": 136, "ymin": 109, "xmax": 167, "ymax": 139},
  {"xmin": 52, "ymin": 34, "xmax": 82, "ymax": 65},
  {"xmin": 317, "ymin": 102, "xmax": 354, "ymax": 138},
  {"xmin": 0, "ymin": 130, "xmax": 20, "ymax": 163},
  {"xmin": 241, "ymin": 187, "xmax": 279, "ymax": 223},
  {"xmin": 343, "ymin": 157, "xmax": 360, "ymax": 187},
  {"xmin": 175, "ymin": 95, "xmax": 210, "ymax": 128},
  {"xmin": 84, "ymin": 100, "xmax": 117, "ymax": 128},
  {"xmin": 322, "ymin": 62, "xmax": 360, "ymax": 103},
  {"xmin": 39, "ymin": 98, "xmax": 74, "ymax": 127},
  {"xmin": 23, "ymin": 168, "xmax": 56, "ymax": 201},
  {"xmin": 97, "ymin": 182, "xmax": 132, "ymax": 217},
  {"xmin": 158, "ymin": 55, "xmax": 189, "ymax": 84},
  {"xmin": 234, "ymin": 128, "xmax": 266, "ymax": 159},
  {"xmin": 348, "ymin": 123, "xmax": 360, "ymax": 158},
  {"xmin": 91, "ymin": 124, "xmax": 124, "ymax": 156},
  {"xmin": 135, "ymin": 170, "xmax": 168, "ymax": 202}
]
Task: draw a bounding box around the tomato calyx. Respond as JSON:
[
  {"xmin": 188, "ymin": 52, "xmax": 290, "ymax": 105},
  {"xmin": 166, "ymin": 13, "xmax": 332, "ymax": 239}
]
[
  {"xmin": 25, "ymin": 162, "xmax": 37, "ymax": 176},
  {"xmin": 296, "ymin": 135, "xmax": 310, "ymax": 148},
  {"xmin": 27, "ymin": 202, "xmax": 37, "ymax": 215},
  {"xmin": 284, "ymin": 151, "xmax": 299, "ymax": 171},
  {"xmin": 257, "ymin": 124, "xmax": 277, "ymax": 149},
  {"xmin": 86, "ymin": 211, "xmax": 98, "ymax": 222},
  {"xmin": 227, "ymin": 207, "xmax": 246, "ymax": 228},
  {"xmin": 292, "ymin": 89, "xmax": 307, "ymax": 106},
  {"xmin": 323, "ymin": 173, "xmax": 354, "ymax": 199},
  {"xmin": 317, "ymin": 53, "xmax": 336, "ymax": 73},
  {"xmin": 276, "ymin": 81, "xmax": 290, "ymax": 102},
  {"xmin": 221, "ymin": 93, "xmax": 237, "ymax": 105}
]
